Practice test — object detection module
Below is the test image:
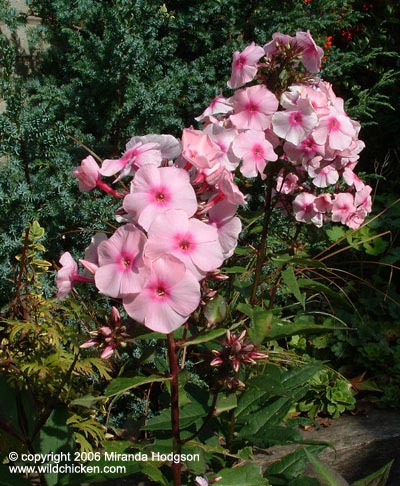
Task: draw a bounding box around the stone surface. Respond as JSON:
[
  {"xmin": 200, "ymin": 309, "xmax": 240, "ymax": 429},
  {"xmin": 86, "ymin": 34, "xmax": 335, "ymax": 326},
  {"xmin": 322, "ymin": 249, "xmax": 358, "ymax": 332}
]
[{"xmin": 255, "ymin": 408, "xmax": 400, "ymax": 484}]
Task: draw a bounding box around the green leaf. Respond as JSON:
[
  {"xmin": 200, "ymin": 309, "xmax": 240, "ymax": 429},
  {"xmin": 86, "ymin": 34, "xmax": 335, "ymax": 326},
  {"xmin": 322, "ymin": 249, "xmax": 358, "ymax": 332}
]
[
  {"xmin": 181, "ymin": 328, "xmax": 227, "ymax": 347},
  {"xmin": 236, "ymin": 373, "xmax": 285, "ymax": 417},
  {"xmin": 326, "ymin": 226, "xmax": 347, "ymax": 242},
  {"xmin": 267, "ymin": 319, "xmax": 344, "ymax": 340},
  {"xmin": 222, "ymin": 266, "xmax": 249, "ymax": 273},
  {"xmin": 282, "ymin": 362, "xmax": 323, "ymax": 389},
  {"xmin": 288, "ymin": 478, "xmax": 320, "ymax": 486},
  {"xmin": 30, "ymin": 220, "xmax": 45, "ymax": 239},
  {"xmin": 215, "ymin": 393, "xmax": 237, "ymax": 415},
  {"xmin": 282, "ymin": 266, "xmax": 306, "ymax": 309},
  {"xmin": 305, "ymin": 449, "xmax": 350, "ymax": 486},
  {"xmin": 142, "ymin": 401, "xmax": 205, "ymax": 431},
  {"xmin": 204, "ymin": 295, "xmax": 227, "ymax": 325},
  {"xmin": 239, "ymin": 389, "xmax": 305, "ymax": 436},
  {"xmin": 249, "ymin": 308, "xmax": 273, "ymax": 345},
  {"xmin": 38, "ymin": 408, "xmax": 76, "ymax": 486},
  {"xmin": 70, "ymin": 394, "xmax": 104, "ymax": 408},
  {"xmin": 267, "ymin": 445, "xmax": 327, "ymax": 477},
  {"xmin": 352, "ymin": 460, "xmax": 393, "ymax": 486},
  {"xmin": 0, "ymin": 465, "xmax": 31, "ymax": 486},
  {"xmin": 216, "ymin": 464, "xmax": 269, "ymax": 486},
  {"xmin": 104, "ymin": 375, "xmax": 169, "ymax": 397}
]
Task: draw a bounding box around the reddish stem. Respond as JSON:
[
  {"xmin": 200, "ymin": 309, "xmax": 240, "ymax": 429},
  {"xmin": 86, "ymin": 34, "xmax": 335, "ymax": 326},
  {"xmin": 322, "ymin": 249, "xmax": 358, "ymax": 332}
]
[
  {"xmin": 96, "ymin": 179, "xmax": 124, "ymax": 198},
  {"xmin": 167, "ymin": 333, "xmax": 182, "ymax": 486}
]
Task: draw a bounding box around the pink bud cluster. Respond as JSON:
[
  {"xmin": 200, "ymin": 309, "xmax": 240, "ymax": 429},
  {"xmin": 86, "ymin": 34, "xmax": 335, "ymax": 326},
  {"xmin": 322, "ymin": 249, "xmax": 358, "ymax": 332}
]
[
  {"xmin": 194, "ymin": 30, "xmax": 372, "ymax": 230},
  {"xmin": 58, "ymin": 134, "xmax": 243, "ymax": 337},
  {"xmin": 80, "ymin": 307, "xmax": 129, "ymax": 359},
  {"xmin": 210, "ymin": 330, "xmax": 267, "ymax": 374}
]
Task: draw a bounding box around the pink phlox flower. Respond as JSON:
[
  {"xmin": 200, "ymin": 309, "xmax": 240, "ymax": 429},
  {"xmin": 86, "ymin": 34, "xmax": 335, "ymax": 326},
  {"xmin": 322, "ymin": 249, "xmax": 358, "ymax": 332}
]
[
  {"xmin": 227, "ymin": 42, "xmax": 265, "ymax": 89},
  {"xmin": 123, "ymin": 255, "xmax": 200, "ymax": 333},
  {"xmin": 314, "ymin": 193, "xmax": 333, "ymax": 213},
  {"xmin": 313, "ymin": 109, "xmax": 356, "ymax": 151},
  {"xmin": 126, "ymin": 134, "xmax": 181, "ymax": 161},
  {"xmin": 56, "ymin": 252, "xmax": 79, "ymax": 299},
  {"xmin": 295, "ymin": 30, "xmax": 324, "ymax": 73},
  {"xmin": 123, "ymin": 165, "xmax": 198, "ymax": 231},
  {"xmin": 100, "ymin": 142, "xmax": 162, "ymax": 179},
  {"xmin": 194, "ymin": 477, "xmax": 209, "ymax": 486},
  {"xmin": 280, "ymin": 85, "xmax": 303, "ymax": 110},
  {"xmin": 272, "ymin": 98, "xmax": 318, "ymax": 145},
  {"xmin": 331, "ymin": 193, "xmax": 356, "ymax": 225},
  {"xmin": 232, "ymin": 129, "xmax": 278, "ymax": 179},
  {"xmin": 95, "ymin": 224, "xmax": 148, "ymax": 298},
  {"xmin": 276, "ymin": 170, "xmax": 299, "ymax": 195},
  {"xmin": 292, "ymin": 192, "xmax": 317, "ymax": 223},
  {"xmin": 208, "ymin": 201, "xmax": 242, "ymax": 259},
  {"xmin": 204, "ymin": 125, "xmax": 240, "ymax": 171},
  {"xmin": 195, "ymin": 95, "xmax": 233, "ymax": 121},
  {"xmin": 345, "ymin": 185, "xmax": 373, "ymax": 230},
  {"xmin": 300, "ymin": 86, "xmax": 329, "ymax": 116},
  {"xmin": 342, "ymin": 168, "xmax": 365, "ymax": 191},
  {"xmin": 80, "ymin": 232, "xmax": 108, "ymax": 274},
  {"xmin": 263, "ymin": 33, "xmax": 294, "ymax": 58},
  {"xmin": 181, "ymin": 128, "xmax": 223, "ymax": 169},
  {"xmin": 216, "ymin": 170, "xmax": 247, "ymax": 206},
  {"xmin": 355, "ymin": 184, "xmax": 372, "ymax": 213},
  {"xmin": 230, "ymin": 84, "xmax": 279, "ymax": 131},
  {"xmin": 284, "ymin": 135, "xmax": 325, "ymax": 164},
  {"xmin": 73, "ymin": 155, "xmax": 101, "ymax": 192},
  {"xmin": 145, "ymin": 209, "xmax": 224, "ymax": 281},
  {"xmin": 307, "ymin": 158, "xmax": 339, "ymax": 188}
]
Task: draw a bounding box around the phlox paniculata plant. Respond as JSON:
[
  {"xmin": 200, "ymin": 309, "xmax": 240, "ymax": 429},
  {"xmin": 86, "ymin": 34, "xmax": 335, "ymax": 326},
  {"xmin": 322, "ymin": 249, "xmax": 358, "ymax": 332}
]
[{"xmin": 56, "ymin": 31, "xmax": 372, "ymax": 359}]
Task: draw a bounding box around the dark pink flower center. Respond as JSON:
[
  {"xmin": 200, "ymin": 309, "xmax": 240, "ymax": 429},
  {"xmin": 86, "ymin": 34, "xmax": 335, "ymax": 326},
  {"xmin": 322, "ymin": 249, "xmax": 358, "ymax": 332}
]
[
  {"xmin": 289, "ymin": 111, "xmax": 303, "ymax": 126},
  {"xmin": 328, "ymin": 117, "xmax": 340, "ymax": 132},
  {"xmin": 174, "ymin": 233, "xmax": 196, "ymax": 253},
  {"xmin": 151, "ymin": 185, "xmax": 170, "ymax": 205},
  {"xmin": 119, "ymin": 253, "xmax": 135, "ymax": 271},
  {"xmin": 252, "ymin": 144, "xmax": 265, "ymax": 160},
  {"xmin": 246, "ymin": 102, "xmax": 258, "ymax": 113},
  {"xmin": 235, "ymin": 55, "xmax": 246, "ymax": 69}
]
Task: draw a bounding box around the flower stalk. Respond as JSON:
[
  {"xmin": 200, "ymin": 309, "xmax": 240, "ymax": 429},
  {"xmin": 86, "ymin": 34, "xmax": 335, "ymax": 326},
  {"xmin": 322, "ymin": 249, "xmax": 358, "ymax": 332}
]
[{"xmin": 167, "ymin": 333, "xmax": 182, "ymax": 486}]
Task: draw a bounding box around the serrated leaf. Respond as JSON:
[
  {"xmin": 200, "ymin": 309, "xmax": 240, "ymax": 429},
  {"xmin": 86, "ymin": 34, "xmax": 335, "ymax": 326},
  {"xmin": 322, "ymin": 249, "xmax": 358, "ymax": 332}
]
[
  {"xmin": 105, "ymin": 375, "xmax": 169, "ymax": 397},
  {"xmin": 305, "ymin": 450, "xmax": 350, "ymax": 486},
  {"xmin": 326, "ymin": 226, "xmax": 347, "ymax": 242}
]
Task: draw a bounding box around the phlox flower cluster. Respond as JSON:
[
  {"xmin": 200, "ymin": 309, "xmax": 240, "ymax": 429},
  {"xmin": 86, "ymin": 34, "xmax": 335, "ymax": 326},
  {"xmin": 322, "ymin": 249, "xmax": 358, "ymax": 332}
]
[
  {"xmin": 58, "ymin": 134, "xmax": 243, "ymax": 339},
  {"xmin": 57, "ymin": 30, "xmax": 372, "ymax": 356},
  {"xmin": 195, "ymin": 30, "xmax": 372, "ymax": 230}
]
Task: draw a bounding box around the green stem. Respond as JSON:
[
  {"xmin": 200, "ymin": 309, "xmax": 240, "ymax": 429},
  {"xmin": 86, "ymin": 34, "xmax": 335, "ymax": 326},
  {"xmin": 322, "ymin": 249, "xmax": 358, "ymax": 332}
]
[
  {"xmin": 250, "ymin": 170, "xmax": 274, "ymax": 305},
  {"xmin": 167, "ymin": 333, "xmax": 182, "ymax": 486}
]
